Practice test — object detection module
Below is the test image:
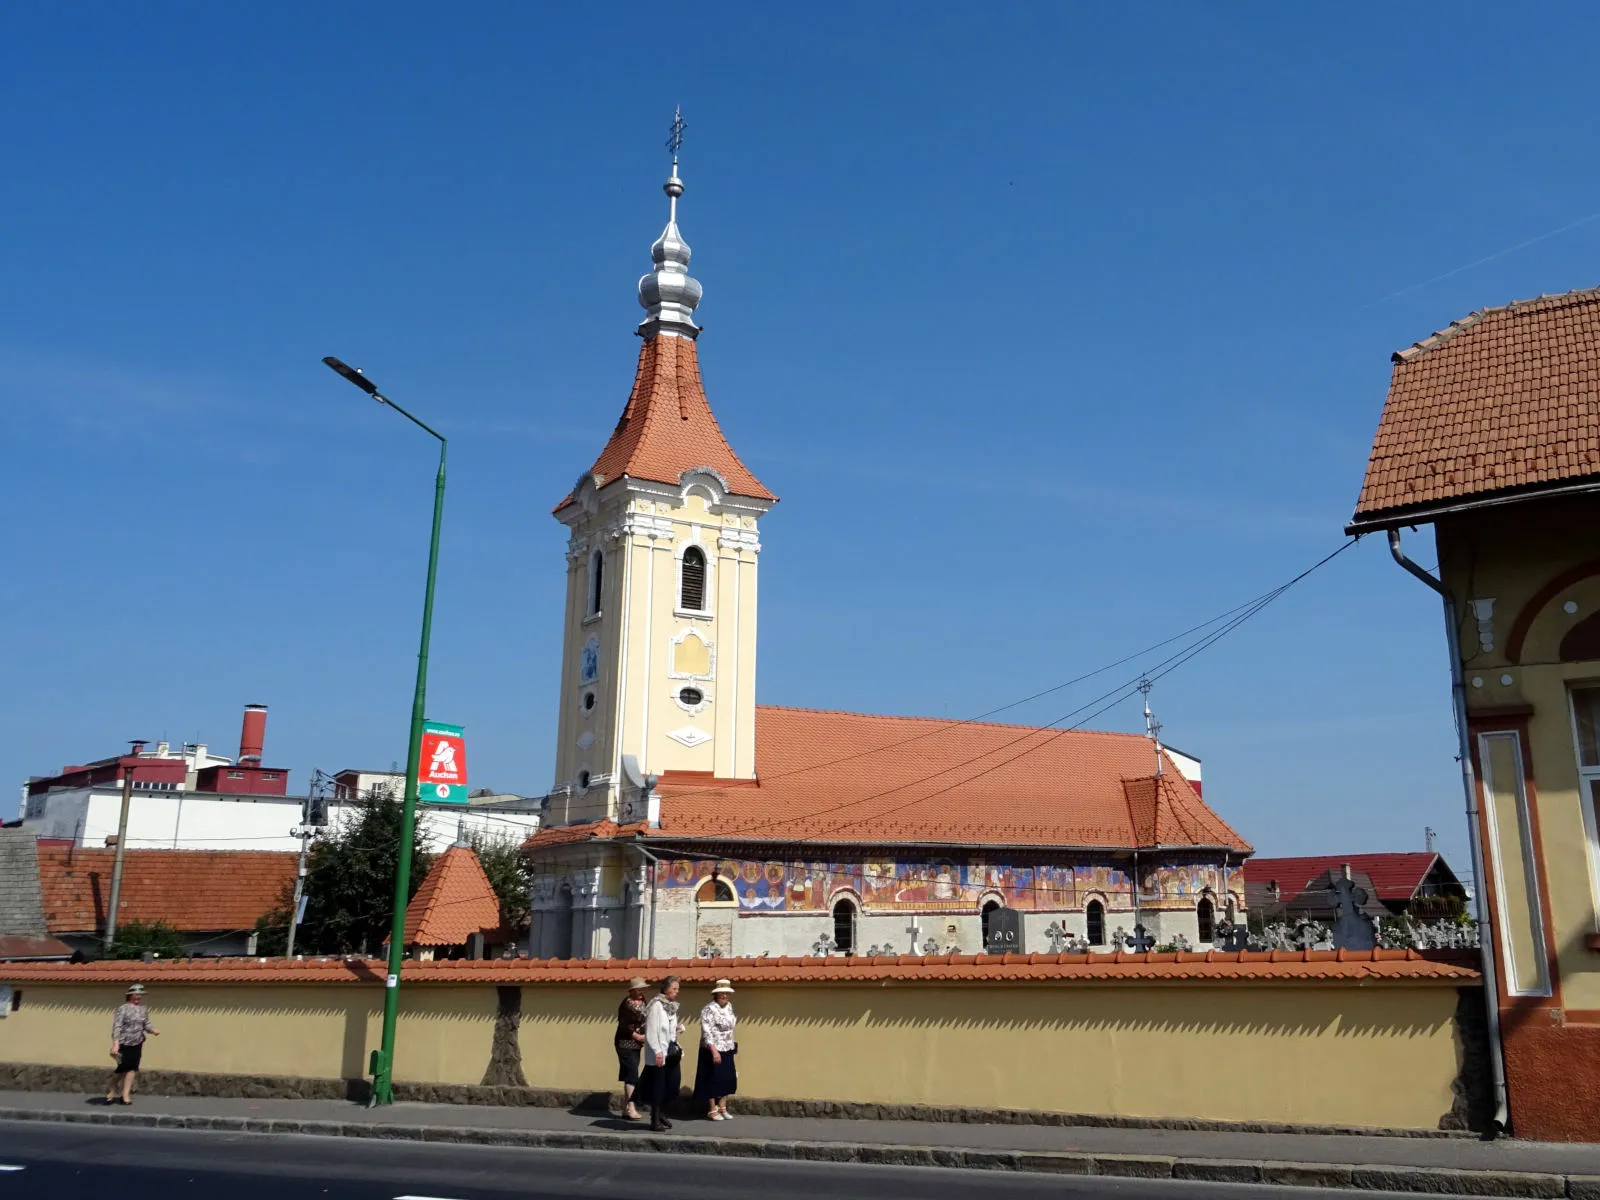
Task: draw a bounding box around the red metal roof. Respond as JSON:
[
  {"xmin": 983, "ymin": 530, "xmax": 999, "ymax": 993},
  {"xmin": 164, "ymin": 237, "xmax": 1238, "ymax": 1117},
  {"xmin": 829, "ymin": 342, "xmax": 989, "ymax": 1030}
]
[{"xmin": 1241, "ymin": 854, "xmax": 1449, "ymax": 904}]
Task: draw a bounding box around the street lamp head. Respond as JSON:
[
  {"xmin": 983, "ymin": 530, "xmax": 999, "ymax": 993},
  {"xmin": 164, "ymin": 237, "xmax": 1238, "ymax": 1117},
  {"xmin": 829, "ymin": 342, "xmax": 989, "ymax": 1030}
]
[{"xmin": 322, "ymin": 356, "xmax": 382, "ymax": 398}]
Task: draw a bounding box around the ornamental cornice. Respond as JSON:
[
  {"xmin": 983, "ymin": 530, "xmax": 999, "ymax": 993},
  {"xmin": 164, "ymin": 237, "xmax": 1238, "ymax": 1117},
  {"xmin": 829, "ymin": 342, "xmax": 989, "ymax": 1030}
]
[
  {"xmin": 618, "ymin": 512, "xmax": 677, "ymax": 540},
  {"xmin": 718, "ymin": 528, "xmax": 761, "ymax": 554}
]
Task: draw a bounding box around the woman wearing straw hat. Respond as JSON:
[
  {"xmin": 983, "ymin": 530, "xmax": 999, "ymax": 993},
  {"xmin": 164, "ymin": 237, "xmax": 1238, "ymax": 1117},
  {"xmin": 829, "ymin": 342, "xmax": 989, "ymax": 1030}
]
[
  {"xmin": 614, "ymin": 977, "xmax": 650, "ymax": 1120},
  {"xmin": 106, "ymin": 984, "xmax": 159, "ymax": 1106},
  {"xmin": 693, "ymin": 980, "xmax": 739, "ymax": 1120}
]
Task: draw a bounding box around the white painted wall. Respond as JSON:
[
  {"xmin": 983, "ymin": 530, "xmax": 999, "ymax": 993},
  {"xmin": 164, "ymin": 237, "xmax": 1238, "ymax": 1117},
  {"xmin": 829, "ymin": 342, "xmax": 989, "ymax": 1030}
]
[{"xmin": 21, "ymin": 787, "xmax": 538, "ymax": 853}]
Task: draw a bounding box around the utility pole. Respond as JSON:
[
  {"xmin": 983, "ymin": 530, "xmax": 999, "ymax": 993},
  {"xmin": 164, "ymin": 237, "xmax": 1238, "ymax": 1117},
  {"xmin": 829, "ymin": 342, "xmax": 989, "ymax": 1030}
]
[
  {"xmin": 104, "ymin": 739, "xmax": 149, "ymax": 948},
  {"xmin": 285, "ymin": 770, "xmax": 332, "ymax": 959}
]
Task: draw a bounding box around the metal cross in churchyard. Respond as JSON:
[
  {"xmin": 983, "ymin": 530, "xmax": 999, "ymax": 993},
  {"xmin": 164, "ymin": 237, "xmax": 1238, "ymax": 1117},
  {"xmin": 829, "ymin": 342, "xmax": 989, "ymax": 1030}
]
[
  {"xmin": 1212, "ymin": 920, "xmax": 1251, "ymax": 952},
  {"xmin": 1045, "ymin": 920, "xmax": 1070, "ymax": 953},
  {"xmin": 1327, "ymin": 870, "xmax": 1378, "ymax": 951},
  {"xmin": 698, "ymin": 940, "xmax": 721, "ymax": 959},
  {"xmin": 1125, "ymin": 924, "xmax": 1155, "ymax": 953},
  {"xmin": 811, "ymin": 933, "xmax": 836, "ymax": 957},
  {"xmin": 666, "ymin": 107, "xmax": 687, "ymax": 157},
  {"xmin": 907, "ymin": 917, "xmax": 921, "ymax": 953},
  {"xmin": 922, "ymin": 937, "xmax": 942, "ymax": 956}
]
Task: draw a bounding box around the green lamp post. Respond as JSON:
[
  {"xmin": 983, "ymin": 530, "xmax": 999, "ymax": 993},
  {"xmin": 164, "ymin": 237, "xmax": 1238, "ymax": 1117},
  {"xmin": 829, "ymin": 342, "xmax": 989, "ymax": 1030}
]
[{"xmin": 322, "ymin": 355, "xmax": 446, "ymax": 1106}]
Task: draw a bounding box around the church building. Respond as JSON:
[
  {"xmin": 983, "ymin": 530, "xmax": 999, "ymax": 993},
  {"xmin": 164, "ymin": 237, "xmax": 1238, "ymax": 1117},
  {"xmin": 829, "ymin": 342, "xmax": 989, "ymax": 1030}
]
[{"xmin": 524, "ymin": 137, "xmax": 1251, "ymax": 960}]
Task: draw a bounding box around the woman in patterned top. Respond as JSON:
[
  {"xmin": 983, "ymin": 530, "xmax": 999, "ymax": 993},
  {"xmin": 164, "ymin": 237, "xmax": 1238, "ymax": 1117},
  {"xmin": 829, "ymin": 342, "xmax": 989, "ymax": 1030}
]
[
  {"xmin": 614, "ymin": 978, "xmax": 649, "ymax": 1119},
  {"xmin": 106, "ymin": 984, "xmax": 159, "ymax": 1105},
  {"xmin": 693, "ymin": 980, "xmax": 738, "ymax": 1120}
]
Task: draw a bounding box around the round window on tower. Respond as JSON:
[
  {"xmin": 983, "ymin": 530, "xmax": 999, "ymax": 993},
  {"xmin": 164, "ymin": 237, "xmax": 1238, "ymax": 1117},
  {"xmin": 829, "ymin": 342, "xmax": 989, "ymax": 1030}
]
[
  {"xmin": 583, "ymin": 691, "xmax": 596, "ymax": 712},
  {"xmin": 678, "ymin": 686, "xmax": 704, "ymax": 707}
]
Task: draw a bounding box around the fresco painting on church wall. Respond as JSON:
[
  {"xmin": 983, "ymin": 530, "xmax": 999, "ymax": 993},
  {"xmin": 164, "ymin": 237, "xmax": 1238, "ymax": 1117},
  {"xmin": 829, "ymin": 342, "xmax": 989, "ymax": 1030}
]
[{"xmin": 649, "ymin": 855, "xmax": 1205, "ymax": 915}]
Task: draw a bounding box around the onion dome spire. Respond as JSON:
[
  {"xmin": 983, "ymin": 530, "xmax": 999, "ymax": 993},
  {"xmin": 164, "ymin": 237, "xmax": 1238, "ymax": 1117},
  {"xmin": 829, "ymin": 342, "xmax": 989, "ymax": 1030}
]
[{"xmin": 637, "ymin": 108, "xmax": 702, "ymax": 340}]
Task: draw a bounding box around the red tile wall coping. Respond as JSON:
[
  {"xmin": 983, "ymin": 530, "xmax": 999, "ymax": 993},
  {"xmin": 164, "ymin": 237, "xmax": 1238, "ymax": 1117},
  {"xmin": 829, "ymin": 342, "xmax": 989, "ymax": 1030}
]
[{"xmin": 0, "ymin": 948, "xmax": 1479, "ymax": 986}]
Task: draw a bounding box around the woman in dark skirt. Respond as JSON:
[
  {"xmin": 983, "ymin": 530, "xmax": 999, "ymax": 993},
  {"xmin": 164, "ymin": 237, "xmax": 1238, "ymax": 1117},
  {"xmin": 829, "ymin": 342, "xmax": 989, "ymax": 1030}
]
[
  {"xmin": 693, "ymin": 979, "xmax": 738, "ymax": 1120},
  {"xmin": 614, "ymin": 978, "xmax": 649, "ymax": 1119}
]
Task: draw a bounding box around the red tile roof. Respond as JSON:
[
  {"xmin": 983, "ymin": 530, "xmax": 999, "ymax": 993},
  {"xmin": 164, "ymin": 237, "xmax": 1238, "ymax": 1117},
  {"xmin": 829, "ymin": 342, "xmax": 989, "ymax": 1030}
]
[
  {"xmin": 528, "ymin": 706, "xmax": 1250, "ymax": 852},
  {"xmin": 0, "ymin": 934, "xmax": 74, "ymax": 961},
  {"xmin": 0, "ymin": 948, "xmax": 1477, "ymax": 986},
  {"xmin": 401, "ymin": 846, "xmax": 505, "ymax": 947},
  {"xmin": 1242, "ymin": 854, "xmax": 1452, "ymax": 904},
  {"xmin": 36, "ymin": 847, "xmax": 295, "ymax": 935},
  {"xmin": 556, "ymin": 335, "xmax": 774, "ymax": 511},
  {"xmin": 1350, "ymin": 287, "xmax": 1600, "ymax": 528}
]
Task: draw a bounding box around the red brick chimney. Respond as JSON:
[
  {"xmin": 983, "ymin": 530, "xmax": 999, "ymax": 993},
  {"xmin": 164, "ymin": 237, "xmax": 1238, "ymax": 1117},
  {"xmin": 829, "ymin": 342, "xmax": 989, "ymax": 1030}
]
[{"xmin": 239, "ymin": 703, "xmax": 268, "ymax": 764}]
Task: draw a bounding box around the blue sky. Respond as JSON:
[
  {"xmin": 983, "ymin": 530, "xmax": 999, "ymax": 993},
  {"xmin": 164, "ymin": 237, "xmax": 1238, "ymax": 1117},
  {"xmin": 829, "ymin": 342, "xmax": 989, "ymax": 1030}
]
[{"xmin": 5, "ymin": 5, "xmax": 1597, "ymax": 879}]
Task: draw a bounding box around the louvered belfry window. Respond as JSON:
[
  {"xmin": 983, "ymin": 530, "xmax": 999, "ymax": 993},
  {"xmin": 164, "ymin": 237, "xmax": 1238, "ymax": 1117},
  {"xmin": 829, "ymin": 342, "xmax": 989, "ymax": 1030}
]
[{"xmin": 681, "ymin": 546, "xmax": 707, "ymax": 610}]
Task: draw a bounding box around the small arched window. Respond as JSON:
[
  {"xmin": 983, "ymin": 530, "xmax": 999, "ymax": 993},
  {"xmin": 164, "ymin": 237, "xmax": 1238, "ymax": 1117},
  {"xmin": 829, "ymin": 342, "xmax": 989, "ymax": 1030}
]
[
  {"xmin": 1196, "ymin": 897, "xmax": 1215, "ymax": 944},
  {"xmin": 832, "ymin": 897, "xmax": 856, "ymax": 955},
  {"xmin": 696, "ymin": 876, "xmax": 734, "ymax": 903},
  {"xmin": 588, "ymin": 550, "xmax": 604, "ymax": 617},
  {"xmin": 1086, "ymin": 899, "xmax": 1105, "ymax": 947},
  {"xmin": 680, "ymin": 546, "xmax": 707, "ymax": 611},
  {"xmin": 981, "ymin": 899, "xmax": 1001, "ymax": 947}
]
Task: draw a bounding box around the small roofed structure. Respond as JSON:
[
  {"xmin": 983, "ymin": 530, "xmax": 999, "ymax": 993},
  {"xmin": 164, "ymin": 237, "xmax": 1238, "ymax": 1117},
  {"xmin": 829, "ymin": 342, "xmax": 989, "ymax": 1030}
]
[
  {"xmin": 1244, "ymin": 853, "xmax": 1467, "ymax": 919},
  {"xmin": 400, "ymin": 844, "xmax": 513, "ymax": 961}
]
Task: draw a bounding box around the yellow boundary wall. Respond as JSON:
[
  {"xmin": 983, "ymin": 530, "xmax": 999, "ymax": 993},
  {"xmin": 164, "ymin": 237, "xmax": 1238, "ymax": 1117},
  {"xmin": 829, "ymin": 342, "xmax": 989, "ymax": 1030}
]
[{"xmin": 0, "ymin": 977, "xmax": 1472, "ymax": 1130}]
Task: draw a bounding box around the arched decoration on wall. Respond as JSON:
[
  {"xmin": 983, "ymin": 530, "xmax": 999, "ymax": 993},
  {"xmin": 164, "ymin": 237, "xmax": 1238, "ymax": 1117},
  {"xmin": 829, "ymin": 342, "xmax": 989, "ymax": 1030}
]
[
  {"xmin": 1506, "ymin": 558, "xmax": 1600, "ymax": 664},
  {"xmin": 980, "ymin": 898, "xmax": 1002, "ymax": 946},
  {"xmin": 680, "ymin": 545, "xmax": 708, "ymax": 611},
  {"xmin": 696, "ymin": 875, "xmax": 735, "ymax": 904},
  {"xmin": 1196, "ymin": 896, "xmax": 1215, "ymax": 944},
  {"xmin": 1561, "ymin": 609, "xmax": 1600, "ymax": 662},
  {"xmin": 670, "ymin": 628, "xmax": 715, "ymax": 680}
]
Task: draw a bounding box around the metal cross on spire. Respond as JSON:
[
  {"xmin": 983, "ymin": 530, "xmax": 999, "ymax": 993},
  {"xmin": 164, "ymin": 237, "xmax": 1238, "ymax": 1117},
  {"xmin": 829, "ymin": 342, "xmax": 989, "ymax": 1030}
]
[
  {"xmin": 1138, "ymin": 677, "xmax": 1164, "ymax": 777},
  {"xmin": 666, "ymin": 106, "xmax": 687, "ymax": 162}
]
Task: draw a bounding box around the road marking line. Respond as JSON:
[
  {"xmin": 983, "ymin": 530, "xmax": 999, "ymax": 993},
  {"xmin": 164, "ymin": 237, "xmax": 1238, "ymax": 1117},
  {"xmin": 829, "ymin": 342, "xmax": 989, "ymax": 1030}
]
[
  {"xmin": 394, "ymin": 1195, "xmax": 462, "ymax": 1199},
  {"xmin": 0, "ymin": 1165, "xmax": 25, "ymax": 1172}
]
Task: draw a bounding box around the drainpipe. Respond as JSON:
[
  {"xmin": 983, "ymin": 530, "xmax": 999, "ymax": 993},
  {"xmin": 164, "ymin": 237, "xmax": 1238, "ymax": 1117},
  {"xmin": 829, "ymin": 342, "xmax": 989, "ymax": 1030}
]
[
  {"xmin": 1388, "ymin": 528, "xmax": 1510, "ymax": 1135},
  {"xmin": 630, "ymin": 842, "xmax": 661, "ymax": 961}
]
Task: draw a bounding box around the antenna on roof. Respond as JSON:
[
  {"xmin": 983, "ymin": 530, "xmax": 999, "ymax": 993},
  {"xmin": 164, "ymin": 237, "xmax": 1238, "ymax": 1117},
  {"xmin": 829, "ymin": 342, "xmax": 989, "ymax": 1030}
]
[{"xmin": 1138, "ymin": 678, "xmax": 1163, "ymax": 778}]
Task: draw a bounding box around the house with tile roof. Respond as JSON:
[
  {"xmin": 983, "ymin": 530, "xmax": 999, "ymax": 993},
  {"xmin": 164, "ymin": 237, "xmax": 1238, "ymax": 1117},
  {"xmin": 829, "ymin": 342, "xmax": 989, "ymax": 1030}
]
[
  {"xmin": 524, "ymin": 140, "xmax": 1252, "ymax": 962},
  {"xmin": 1243, "ymin": 852, "xmax": 1467, "ymax": 921},
  {"xmin": 1349, "ymin": 285, "xmax": 1600, "ymax": 1142},
  {"xmin": 35, "ymin": 845, "xmax": 296, "ymax": 956}
]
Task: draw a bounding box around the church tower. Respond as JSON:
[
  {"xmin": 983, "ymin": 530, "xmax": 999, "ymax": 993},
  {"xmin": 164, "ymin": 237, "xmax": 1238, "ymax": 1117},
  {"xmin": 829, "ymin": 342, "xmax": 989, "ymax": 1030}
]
[{"xmin": 549, "ymin": 126, "xmax": 775, "ymax": 827}]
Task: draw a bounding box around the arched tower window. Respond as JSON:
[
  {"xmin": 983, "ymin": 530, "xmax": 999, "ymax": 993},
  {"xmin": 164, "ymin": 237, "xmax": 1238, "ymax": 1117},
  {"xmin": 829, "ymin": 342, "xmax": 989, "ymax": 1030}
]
[
  {"xmin": 832, "ymin": 897, "xmax": 857, "ymax": 955},
  {"xmin": 588, "ymin": 550, "xmax": 604, "ymax": 617},
  {"xmin": 1086, "ymin": 899, "xmax": 1106, "ymax": 947},
  {"xmin": 680, "ymin": 546, "xmax": 707, "ymax": 611},
  {"xmin": 1196, "ymin": 896, "xmax": 1215, "ymax": 944}
]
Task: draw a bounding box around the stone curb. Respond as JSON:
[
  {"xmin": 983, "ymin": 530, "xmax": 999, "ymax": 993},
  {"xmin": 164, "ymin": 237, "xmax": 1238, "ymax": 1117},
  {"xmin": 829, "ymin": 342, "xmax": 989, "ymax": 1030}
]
[{"xmin": 0, "ymin": 1105, "xmax": 1577, "ymax": 1195}]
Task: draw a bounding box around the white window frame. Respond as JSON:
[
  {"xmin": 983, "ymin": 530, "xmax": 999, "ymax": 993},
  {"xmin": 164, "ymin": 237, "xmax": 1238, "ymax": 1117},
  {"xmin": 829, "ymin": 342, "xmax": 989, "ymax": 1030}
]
[
  {"xmin": 1567, "ymin": 684, "xmax": 1600, "ymax": 931},
  {"xmin": 675, "ymin": 540, "xmax": 714, "ymax": 618}
]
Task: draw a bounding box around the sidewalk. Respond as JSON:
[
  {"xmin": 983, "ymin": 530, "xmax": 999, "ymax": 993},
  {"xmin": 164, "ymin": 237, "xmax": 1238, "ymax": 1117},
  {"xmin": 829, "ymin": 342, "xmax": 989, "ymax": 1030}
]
[{"xmin": 5, "ymin": 1088, "xmax": 1600, "ymax": 1195}]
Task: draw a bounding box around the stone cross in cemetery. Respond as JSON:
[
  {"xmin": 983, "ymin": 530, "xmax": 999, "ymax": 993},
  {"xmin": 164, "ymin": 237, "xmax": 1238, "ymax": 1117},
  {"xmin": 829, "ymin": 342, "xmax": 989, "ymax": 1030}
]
[
  {"xmin": 1124, "ymin": 924, "xmax": 1155, "ymax": 952},
  {"xmin": 1328, "ymin": 864, "xmax": 1378, "ymax": 952},
  {"xmin": 811, "ymin": 933, "xmax": 836, "ymax": 957}
]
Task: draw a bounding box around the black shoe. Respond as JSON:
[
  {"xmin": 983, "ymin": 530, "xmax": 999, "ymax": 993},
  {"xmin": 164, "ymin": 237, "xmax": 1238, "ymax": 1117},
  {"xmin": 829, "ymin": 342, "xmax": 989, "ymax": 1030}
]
[{"xmin": 649, "ymin": 1119, "xmax": 667, "ymax": 1132}]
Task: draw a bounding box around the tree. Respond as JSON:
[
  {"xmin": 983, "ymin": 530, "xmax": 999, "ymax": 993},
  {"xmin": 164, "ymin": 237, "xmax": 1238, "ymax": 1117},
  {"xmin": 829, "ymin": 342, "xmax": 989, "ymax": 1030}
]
[
  {"xmin": 467, "ymin": 826, "xmax": 532, "ymax": 930},
  {"xmin": 256, "ymin": 789, "xmax": 434, "ymax": 957},
  {"xmin": 105, "ymin": 919, "xmax": 187, "ymax": 961}
]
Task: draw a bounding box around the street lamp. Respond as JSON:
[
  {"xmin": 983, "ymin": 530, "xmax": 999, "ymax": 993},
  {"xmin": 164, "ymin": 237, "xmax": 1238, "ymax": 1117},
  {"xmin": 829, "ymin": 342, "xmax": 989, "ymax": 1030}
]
[{"xmin": 322, "ymin": 355, "xmax": 447, "ymax": 1106}]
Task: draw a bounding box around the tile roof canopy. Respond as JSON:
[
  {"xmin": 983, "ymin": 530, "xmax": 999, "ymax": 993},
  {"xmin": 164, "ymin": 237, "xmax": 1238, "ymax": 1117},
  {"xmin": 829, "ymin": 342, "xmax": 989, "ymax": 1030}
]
[
  {"xmin": 1350, "ymin": 287, "xmax": 1600, "ymax": 529},
  {"xmin": 401, "ymin": 845, "xmax": 504, "ymax": 947},
  {"xmin": 0, "ymin": 828, "xmax": 48, "ymax": 937},
  {"xmin": 0, "ymin": 947, "xmax": 1477, "ymax": 986},
  {"xmin": 36, "ymin": 847, "xmax": 295, "ymax": 935},
  {"xmin": 528, "ymin": 706, "xmax": 1251, "ymax": 852},
  {"xmin": 1242, "ymin": 853, "xmax": 1457, "ymax": 904},
  {"xmin": 555, "ymin": 334, "xmax": 774, "ymax": 512}
]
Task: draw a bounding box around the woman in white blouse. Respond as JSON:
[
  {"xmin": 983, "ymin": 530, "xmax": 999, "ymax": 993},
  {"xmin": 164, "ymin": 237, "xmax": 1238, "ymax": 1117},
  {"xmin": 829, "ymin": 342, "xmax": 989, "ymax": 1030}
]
[{"xmin": 692, "ymin": 980, "xmax": 739, "ymax": 1120}]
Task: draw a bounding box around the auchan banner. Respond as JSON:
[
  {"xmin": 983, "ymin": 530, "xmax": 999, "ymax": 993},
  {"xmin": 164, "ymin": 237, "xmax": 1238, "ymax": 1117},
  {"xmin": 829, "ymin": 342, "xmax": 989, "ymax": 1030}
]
[{"xmin": 420, "ymin": 721, "xmax": 468, "ymax": 805}]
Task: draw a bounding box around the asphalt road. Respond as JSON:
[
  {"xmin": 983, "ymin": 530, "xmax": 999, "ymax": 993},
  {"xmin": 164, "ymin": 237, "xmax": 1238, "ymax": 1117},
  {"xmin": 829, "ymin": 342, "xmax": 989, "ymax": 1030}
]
[{"xmin": 0, "ymin": 1120, "xmax": 1462, "ymax": 1200}]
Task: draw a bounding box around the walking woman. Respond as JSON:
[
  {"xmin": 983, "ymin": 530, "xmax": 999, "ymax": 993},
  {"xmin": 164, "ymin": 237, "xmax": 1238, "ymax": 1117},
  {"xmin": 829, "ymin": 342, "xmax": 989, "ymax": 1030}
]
[
  {"xmin": 614, "ymin": 977, "xmax": 649, "ymax": 1120},
  {"xmin": 106, "ymin": 984, "xmax": 159, "ymax": 1105},
  {"xmin": 693, "ymin": 979, "xmax": 738, "ymax": 1120},
  {"xmin": 635, "ymin": 975, "xmax": 685, "ymax": 1132}
]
